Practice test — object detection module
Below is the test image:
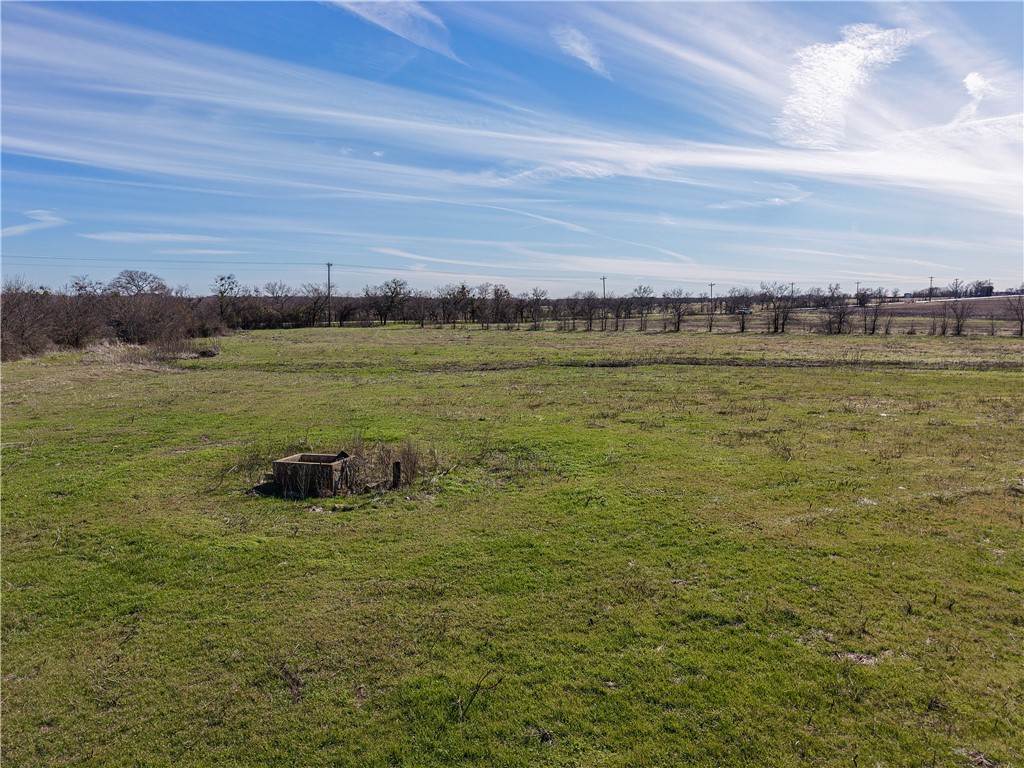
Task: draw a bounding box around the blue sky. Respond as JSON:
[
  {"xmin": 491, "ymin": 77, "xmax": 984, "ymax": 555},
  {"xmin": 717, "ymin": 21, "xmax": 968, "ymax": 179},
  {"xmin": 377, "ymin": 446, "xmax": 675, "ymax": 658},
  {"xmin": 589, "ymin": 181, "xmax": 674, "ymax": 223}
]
[{"xmin": 2, "ymin": 1, "xmax": 1021, "ymax": 297}]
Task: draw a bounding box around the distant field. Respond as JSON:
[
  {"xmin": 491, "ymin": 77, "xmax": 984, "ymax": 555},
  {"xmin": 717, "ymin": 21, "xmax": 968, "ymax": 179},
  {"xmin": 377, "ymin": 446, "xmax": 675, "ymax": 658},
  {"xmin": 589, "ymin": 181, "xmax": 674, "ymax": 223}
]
[{"xmin": 3, "ymin": 328, "xmax": 1022, "ymax": 766}]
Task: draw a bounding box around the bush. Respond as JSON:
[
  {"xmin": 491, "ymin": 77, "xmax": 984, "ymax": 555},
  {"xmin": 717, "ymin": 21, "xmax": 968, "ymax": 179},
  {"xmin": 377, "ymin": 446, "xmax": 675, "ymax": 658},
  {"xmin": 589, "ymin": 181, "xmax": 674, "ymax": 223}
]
[{"xmin": 1, "ymin": 276, "xmax": 51, "ymax": 361}]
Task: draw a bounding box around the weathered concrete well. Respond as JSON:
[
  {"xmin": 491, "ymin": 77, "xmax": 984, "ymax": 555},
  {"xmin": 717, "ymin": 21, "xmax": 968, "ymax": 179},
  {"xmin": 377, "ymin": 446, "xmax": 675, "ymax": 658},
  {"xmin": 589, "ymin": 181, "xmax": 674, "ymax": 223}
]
[{"xmin": 272, "ymin": 452, "xmax": 350, "ymax": 498}]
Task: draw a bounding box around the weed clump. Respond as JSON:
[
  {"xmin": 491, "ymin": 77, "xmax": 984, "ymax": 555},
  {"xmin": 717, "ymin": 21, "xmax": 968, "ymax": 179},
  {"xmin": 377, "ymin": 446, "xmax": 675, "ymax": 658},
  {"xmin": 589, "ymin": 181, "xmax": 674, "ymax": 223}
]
[
  {"xmin": 220, "ymin": 433, "xmax": 443, "ymax": 498},
  {"xmin": 82, "ymin": 338, "xmax": 220, "ymax": 365}
]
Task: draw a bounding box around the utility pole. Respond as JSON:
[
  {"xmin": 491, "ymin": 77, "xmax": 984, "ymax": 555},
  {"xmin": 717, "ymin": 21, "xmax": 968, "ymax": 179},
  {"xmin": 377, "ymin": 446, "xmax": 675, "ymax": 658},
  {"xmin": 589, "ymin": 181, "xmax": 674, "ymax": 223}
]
[
  {"xmin": 708, "ymin": 282, "xmax": 715, "ymax": 332},
  {"xmin": 601, "ymin": 276, "xmax": 607, "ymax": 332},
  {"xmin": 928, "ymin": 276, "xmax": 934, "ymax": 303},
  {"xmin": 326, "ymin": 262, "xmax": 333, "ymax": 326}
]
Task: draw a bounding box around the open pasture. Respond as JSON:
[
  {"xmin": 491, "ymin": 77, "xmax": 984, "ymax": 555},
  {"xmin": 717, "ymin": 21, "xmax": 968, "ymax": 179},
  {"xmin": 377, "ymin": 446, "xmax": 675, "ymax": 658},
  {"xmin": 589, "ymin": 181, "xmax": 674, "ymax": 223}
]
[{"xmin": 2, "ymin": 328, "xmax": 1022, "ymax": 766}]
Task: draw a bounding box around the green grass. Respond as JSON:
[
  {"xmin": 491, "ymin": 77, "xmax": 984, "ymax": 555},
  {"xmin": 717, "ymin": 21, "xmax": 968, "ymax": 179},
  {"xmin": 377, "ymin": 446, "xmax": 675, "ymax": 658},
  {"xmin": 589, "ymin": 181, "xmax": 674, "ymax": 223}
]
[{"xmin": 3, "ymin": 328, "xmax": 1023, "ymax": 766}]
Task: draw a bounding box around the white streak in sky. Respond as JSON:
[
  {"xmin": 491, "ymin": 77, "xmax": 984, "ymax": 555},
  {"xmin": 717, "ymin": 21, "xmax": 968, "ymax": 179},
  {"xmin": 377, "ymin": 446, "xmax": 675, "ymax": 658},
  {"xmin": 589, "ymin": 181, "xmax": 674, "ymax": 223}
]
[
  {"xmin": 156, "ymin": 249, "xmax": 250, "ymax": 255},
  {"xmin": 1, "ymin": 210, "xmax": 68, "ymax": 237},
  {"xmin": 80, "ymin": 232, "xmax": 225, "ymax": 243},
  {"xmin": 778, "ymin": 24, "xmax": 916, "ymax": 149},
  {"xmin": 551, "ymin": 26, "xmax": 609, "ymax": 78},
  {"xmin": 709, "ymin": 182, "xmax": 812, "ymax": 210},
  {"xmin": 334, "ymin": 2, "xmax": 459, "ymax": 61}
]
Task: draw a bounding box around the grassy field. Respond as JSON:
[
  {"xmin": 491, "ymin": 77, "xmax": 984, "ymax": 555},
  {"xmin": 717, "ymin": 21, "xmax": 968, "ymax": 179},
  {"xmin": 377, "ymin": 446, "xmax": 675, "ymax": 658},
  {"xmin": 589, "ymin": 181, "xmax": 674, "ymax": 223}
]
[{"xmin": 2, "ymin": 327, "xmax": 1022, "ymax": 766}]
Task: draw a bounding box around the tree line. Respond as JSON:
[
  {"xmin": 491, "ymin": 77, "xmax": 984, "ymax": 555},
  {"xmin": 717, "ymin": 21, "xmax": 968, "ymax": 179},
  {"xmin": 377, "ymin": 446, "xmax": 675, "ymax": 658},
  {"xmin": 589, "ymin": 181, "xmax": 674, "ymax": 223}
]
[{"xmin": 2, "ymin": 270, "xmax": 1022, "ymax": 361}]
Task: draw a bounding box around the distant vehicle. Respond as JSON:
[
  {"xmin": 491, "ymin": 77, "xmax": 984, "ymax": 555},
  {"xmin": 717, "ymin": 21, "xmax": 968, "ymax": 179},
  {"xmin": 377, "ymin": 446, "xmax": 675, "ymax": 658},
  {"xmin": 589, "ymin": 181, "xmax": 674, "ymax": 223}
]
[{"xmin": 738, "ymin": 307, "xmax": 754, "ymax": 315}]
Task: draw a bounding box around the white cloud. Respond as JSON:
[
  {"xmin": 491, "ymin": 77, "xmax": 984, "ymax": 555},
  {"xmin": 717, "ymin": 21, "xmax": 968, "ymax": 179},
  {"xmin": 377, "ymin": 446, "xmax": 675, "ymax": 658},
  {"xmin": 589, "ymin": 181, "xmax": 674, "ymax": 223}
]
[
  {"xmin": 777, "ymin": 24, "xmax": 917, "ymax": 149},
  {"xmin": 7, "ymin": 6, "xmax": 1015, "ymax": 215},
  {"xmin": 480, "ymin": 204, "xmax": 591, "ymax": 234},
  {"xmin": 963, "ymin": 71, "xmax": 995, "ymax": 100},
  {"xmin": 155, "ymin": 249, "xmax": 250, "ymax": 255},
  {"xmin": 953, "ymin": 71, "xmax": 998, "ymax": 123},
  {"xmin": 709, "ymin": 183, "xmax": 812, "ymax": 210},
  {"xmin": 452, "ymin": 3, "xmax": 792, "ymax": 136},
  {"xmin": 80, "ymin": 232, "xmax": 225, "ymax": 243},
  {"xmin": 373, "ymin": 246, "xmax": 541, "ymax": 272},
  {"xmin": 551, "ymin": 26, "xmax": 609, "ymax": 78},
  {"xmin": 333, "ymin": 1, "xmax": 458, "ymax": 61},
  {"xmin": 1, "ymin": 209, "xmax": 68, "ymax": 237},
  {"xmin": 3, "ymin": 5, "xmax": 1020, "ymax": 289}
]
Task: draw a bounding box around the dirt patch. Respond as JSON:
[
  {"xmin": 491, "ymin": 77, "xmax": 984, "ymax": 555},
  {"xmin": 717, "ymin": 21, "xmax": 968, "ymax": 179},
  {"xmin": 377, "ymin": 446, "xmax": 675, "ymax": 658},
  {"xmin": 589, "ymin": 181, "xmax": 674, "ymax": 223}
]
[{"xmin": 835, "ymin": 650, "xmax": 892, "ymax": 665}]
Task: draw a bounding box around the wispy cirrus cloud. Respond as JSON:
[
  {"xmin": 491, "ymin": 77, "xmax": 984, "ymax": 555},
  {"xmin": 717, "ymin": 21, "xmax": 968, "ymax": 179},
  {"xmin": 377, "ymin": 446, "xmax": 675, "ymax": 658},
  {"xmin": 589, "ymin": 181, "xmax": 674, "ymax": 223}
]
[
  {"xmin": 1, "ymin": 209, "xmax": 68, "ymax": 236},
  {"xmin": 2, "ymin": 4, "xmax": 1020, "ymax": 291},
  {"xmin": 373, "ymin": 246, "xmax": 546, "ymax": 272},
  {"xmin": 80, "ymin": 232, "xmax": 225, "ymax": 243},
  {"xmin": 5, "ymin": 5, "xmax": 1016, "ymax": 214},
  {"xmin": 777, "ymin": 24, "xmax": 917, "ymax": 149},
  {"xmin": 551, "ymin": 26, "xmax": 609, "ymax": 78},
  {"xmin": 709, "ymin": 183, "xmax": 813, "ymax": 210},
  {"xmin": 333, "ymin": 2, "xmax": 458, "ymax": 61},
  {"xmin": 155, "ymin": 249, "xmax": 250, "ymax": 255}
]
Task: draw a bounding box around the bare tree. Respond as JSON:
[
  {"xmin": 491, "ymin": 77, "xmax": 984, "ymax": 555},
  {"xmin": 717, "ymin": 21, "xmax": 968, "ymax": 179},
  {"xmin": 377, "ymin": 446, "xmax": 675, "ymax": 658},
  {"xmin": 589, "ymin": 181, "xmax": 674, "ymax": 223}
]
[
  {"xmin": 108, "ymin": 269, "xmax": 168, "ymax": 296},
  {"xmin": 632, "ymin": 285, "xmax": 654, "ymax": 331},
  {"xmin": 701, "ymin": 291, "xmax": 717, "ymax": 332},
  {"xmin": 726, "ymin": 287, "xmax": 755, "ymax": 333},
  {"xmin": 474, "ymin": 283, "xmax": 494, "ymax": 329},
  {"xmin": 490, "ymin": 284, "xmax": 514, "ymax": 328},
  {"xmin": 1007, "ymin": 294, "xmax": 1024, "ymax": 337},
  {"xmin": 48, "ymin": 276, "xmax": 108, "ymax": 348},
  {"xmin": 819, "ymin": 284, "xmax": 852, "ymax": 334},
  {"xmin": 761, "ymin": 282, "xmax": 795, "ymax": 334},
  {"xmin": 563, "ymin": 292, "xmax": 583, "ymax": 331},
  {"xmin": 861, "ymin": 288, "xmax": 887, "ymax": 335},
  {"xmin": 969, "ymin": 279, "xmax": 994, "ymax": 297},
  {"xmin": 437, "ymin": 283, "xmax": 470, "ymax": 328},
  {"xmin": 949, "ymin": 299, "xmax": 975, "ymax": 336},
  {"xmin": 551, "ymin": 297, "xmax": 570, "ymax": 331},
  {"xmin": 580, "ymin": 290, "xmax": 600, "ymax": 331},
  {"xmin": 404, "ymin": 290, "xmax": 432, "ymax": 328},
  {"xmin": 263, "ymin": 281, "xmax": 294, "ymax": 326},
  {"xmin": 1, "ymin": 275, "xmax": 52, "ymax": 360},
  {"xmin": 662, "ymin": 288, "xmax": 691, "ymax": 332},
  {"xmin": 299, "ymin": 282, "xmax": 329, "ymax": 327},
  {"xmin": 106, "ymin": 270, "xmax": 181, "ymax": 343},
  {"xmin": 213, "ymin": 274, "xmax": 243, "ymax": 327},
  {"xmin": 513, "ymin": 293, "xmax": 530, "ymax": 326},
  {"xmin": 929, "ymin": 302, "xmax": 950, "ymax": 336},
  {"xmin": 528, "ymin": 287, "xmax": 548, "ymax": 330},
  {"xmin": 364, "ymin": 278, "xmax": 411, "ymax": 325},
  {"xmin": 609, "ymin": 294, "xmax": 630, "ymax": 331}
]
